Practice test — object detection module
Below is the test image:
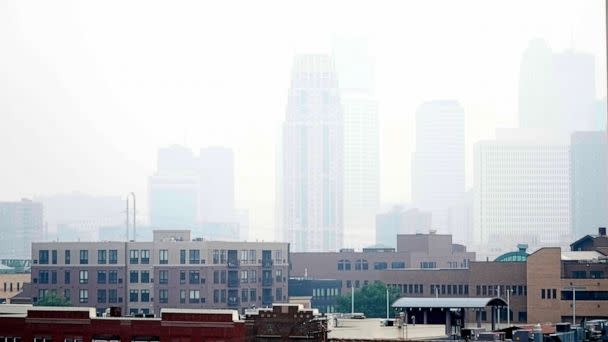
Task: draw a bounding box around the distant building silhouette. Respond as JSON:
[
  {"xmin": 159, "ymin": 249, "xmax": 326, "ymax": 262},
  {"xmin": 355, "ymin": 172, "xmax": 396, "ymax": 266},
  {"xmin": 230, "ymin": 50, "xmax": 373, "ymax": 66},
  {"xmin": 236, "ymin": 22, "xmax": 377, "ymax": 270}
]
[
  {"xmin": 411, "ymin": 100, "xmax": 465, "ymax": 232},
  {"xmin": 281, "ymin": 54, "xmax": 344, "ymax": 252},
  {"xmin": 0, "ymin": 199, "xmax": 42, "ymax": 259},
  {"xmin": 375, "ymin": 206, "xmax": 431, "ymax": 248},
  {"xmin": 570, "ymin": 131, "xmax": 608, "ymax": 239},
  {"xmin": 519, "ymin": 39, "xmax": 599, "ymax": 132}
]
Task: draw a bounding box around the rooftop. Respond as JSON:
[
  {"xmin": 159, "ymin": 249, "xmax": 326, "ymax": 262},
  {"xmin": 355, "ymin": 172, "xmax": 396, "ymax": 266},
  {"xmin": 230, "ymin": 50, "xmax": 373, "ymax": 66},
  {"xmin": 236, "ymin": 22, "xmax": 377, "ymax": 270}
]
[{"xmin": 560, "ymin": 251, "xmax": 606, "ymax": 261}]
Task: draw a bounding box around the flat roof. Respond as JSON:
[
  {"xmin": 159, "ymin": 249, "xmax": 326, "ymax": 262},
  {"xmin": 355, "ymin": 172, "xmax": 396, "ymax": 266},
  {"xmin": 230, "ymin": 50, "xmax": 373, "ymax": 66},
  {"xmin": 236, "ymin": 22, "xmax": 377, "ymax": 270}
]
[
  {"xmin": 561, "ymin": 251, "xmax": 605, "ymax": 261},
  {"xmin": 392, "ymin": 297, "xmax": 507, "ymax": 309}
]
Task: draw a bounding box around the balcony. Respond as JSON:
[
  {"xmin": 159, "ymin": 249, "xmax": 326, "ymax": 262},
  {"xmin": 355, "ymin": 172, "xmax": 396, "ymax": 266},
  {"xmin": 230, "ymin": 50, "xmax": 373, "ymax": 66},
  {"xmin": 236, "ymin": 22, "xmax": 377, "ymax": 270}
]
[
  {"xmin": 228, "ymin": 297, "xmax": 239, "ymax": 307},
  {"xmin": 262, "ymin": 295, "xmax": 273, "ymax": 306},
  {"xmin": 227, "ymin": 259, "xmax": 239, "ymax": 268},
  {"xmin": 262, "ymin": 259, "xmax": 273, "ymax": 268},
  {"xmin": 228, "ymin": 279, "xmax": 239, "ymax": 288}
]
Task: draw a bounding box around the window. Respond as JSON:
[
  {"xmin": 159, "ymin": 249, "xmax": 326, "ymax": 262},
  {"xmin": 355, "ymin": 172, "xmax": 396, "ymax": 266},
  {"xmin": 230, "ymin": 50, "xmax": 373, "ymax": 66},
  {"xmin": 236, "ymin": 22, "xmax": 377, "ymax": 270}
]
[
  {"xmin": 249, "ymin": 270, "xmax": 257, "ymax": 283},
  {"xmin": 420, "ymin": 261, "xmax": 437, "ymax": 269},
  {"xmin": 189, "ymin": 249, "xmax": 200, "ymax": 264},
  {"xmin": 108, "ymin": 289, "xmax": 117, "ymax": 303},
  {"xmin": 79, "ymin": 289, "xmax": 88, "ymax": 303},
  {"xmin": 213, "ymin": 249, "xmax": 220, "ymax": 264},
  {"xmin": 65, "ymin": 250, "xmax": 71, "ymax": 264},
  {"xmin": 38, "ymin": 289, "xmax": 48, "ymax": 301},
  {"xmin": 591, "ymin": 271, "xmax": 604, "ymax": 279},
  {"xmin": 97, "ymin": 289, "xmax": 106, "ymax": 303},
  {"xmin": 180, "ymin": 289, "xmax": 186, "ymax": 304},
  {"xmin": 130, "ymin": 289, "xmax": 139, "ymax": 302},
  {"xmin": 541, "ymin": 289, "xmax": 545, "ymax": 299},
  {"xmin": 97, "ymin": 270, "xmax": 107, "ymax": 284},
  {"xmin": 250, "ymin": 288, "xmax": 257, "ymax": 302},
  {"xmin": 275, "ymin": 269, "xmax": 283, "ymax": 282},
  {"xmin": 79, "ymin": 250, "xmax": 88, "ymax": 264},
  {"xmin": 140, "ymin": 290, "xmax": 150, "ymax": 303},
  {"xmin": 98, "ymin": 250, "xmax": 107, "ymax": 264},
  {"xmin": 109, "ymin": 270, "xmax": 118, "ymax": 284},
  {"xmin": 180, "ymin": 249, "xmax": 186, "ymax": 264},
  {"xmin": 552, "ymin": 289, "xmax": 557, "ymax": 299},
  {"xmin": 276, "ymin": 288, "xmax": 283, "ymax": 301},
  {"xmin": 189, "ymin": 270, "xmax": 200, "ymax": 284},
  {"xmin": 159, "ymin": 249, "xmax": 168, "ymax": 264},
  {"xmin": 129, "ymin": 249, "xmax": 139, "ymax": 264},
  {"xmin": 109, "ymin": 249, "xmax": 118, "ymax": 264},
  {"xmin": 391, "ymin": 262, "xmax": 406, "ymax": 269},
  {"xmin": 221, "ymin": 289, "xmax": 226, "ymax": 303},
  {"xmin": 189, "ymin": 290, "xmax": 200, "ymax": 303},
  {"xmin": 572, "ymin": 271, "xmax": 587, "ymax": 279},
  {"xmin": 39, "ymin": 250, "xmax": 49, "ymax": 264},
  {"xmin": 241, "ymin": 270, "xmax": 248, "ymax": 283},
  {"xmin": 213, "ymin": 270, "xmax": 219, "ymax": 284},
  {"xmin": 64, "ymin": 271, "xmax": 71, "ymax": 284},
  {"xmin": 240, "ymin": 250, "xmax": 248, "ymax": 264},
  {"xmin": 79, "ymin": 270, "xmax": 88, "ymax": 284},
  {"xmin": 51, "ymin": 250, "xmax": 57, "ymax": 264},
  {"xmin": 39, "ymin": 270, "xmax": 49, "ymax": 284},
  {"xmin": 338, "ymin": 259, "xmax": 351, "ymax": 271},
  {"xmin": 373, "ymin": 262, "xmax": 387, "ymax": 270},
  {"xmin": 141, "ymin": 270, "xmax": 150, "ymax": 283},
  {"xmin": 220, "ymin": 270, "xmax": 226, "ymax": 284},
  {"xmin": 214, "ymin": 289, "xmax": 220, "ymax": 303},
  {"xmin": 140, "ymin": 249, "xmax": 150, "ymax": 264},
  {"xmin": 180, "ymin": 271, "xmax": 186, "ymax": 284},
  {"xmin": 242, "ymin": 288, "xmax": 248, "ymax": 302},
  {"xmin": 64, "ymin": 289, "xmax": 71, "ymax": 301},
  {"xmin": 159, "ymin": 270, "xmax": 168, "ymax": 284},
  {"xmin": 130, "ymin": 270, "xmax": 139, "ymax": 283}
]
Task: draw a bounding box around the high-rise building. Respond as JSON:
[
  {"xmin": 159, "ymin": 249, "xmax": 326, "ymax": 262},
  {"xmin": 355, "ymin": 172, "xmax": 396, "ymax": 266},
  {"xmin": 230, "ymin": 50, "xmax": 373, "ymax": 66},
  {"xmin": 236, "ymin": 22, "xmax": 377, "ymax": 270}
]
[
  {"xmin": 198, "ymin": 147, "xmax": 235, "ymax": 224},
  {"xmin": 0, "ymin": 199, "xmax": 43, "ymax": 259},
  {"xmin": 333, "ymin": 38, "xmax": 380, "ymax": 250},
  {"xmin": 281, "ymin": 54, "xmax": 344, "ymax": 252},
  {"xmin": 473, "ymin": 129, "xmax": 571, "ymax": 258},
  {"xmin": 447, "ymin": 190, "xmax": 473, "ymax": 246},
  {"xmin": 570, "ymin": 131, "xmax": 608, "ymax": 238},
  {"xmin": 411, "ymin": 100, "xmax": 465, "ymax": 232},
  {"xmin": 519, "ymin": 39, "xmax": 598, "ymax": 132}
]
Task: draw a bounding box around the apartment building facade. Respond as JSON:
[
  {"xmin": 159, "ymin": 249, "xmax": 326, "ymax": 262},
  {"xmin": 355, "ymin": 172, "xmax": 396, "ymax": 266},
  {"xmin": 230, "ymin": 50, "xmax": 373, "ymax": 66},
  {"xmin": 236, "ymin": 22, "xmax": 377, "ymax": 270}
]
[{"xmin": 30, "ymin": 230, "xmax": 289, "ymax": 316}]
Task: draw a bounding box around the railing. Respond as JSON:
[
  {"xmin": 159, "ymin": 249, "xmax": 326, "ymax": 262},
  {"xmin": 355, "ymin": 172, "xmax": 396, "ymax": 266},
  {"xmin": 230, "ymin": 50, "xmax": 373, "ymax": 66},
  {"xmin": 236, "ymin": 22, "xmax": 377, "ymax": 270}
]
[
  {"xmin": 262, "ymin": 278, "xmax": 273, "ymax": 287},
  {"xmin": 262, "ymin": 259, "xmax": 273, "ymax": 268},
  {"xmin": 227, "ymin": 260, "xmax": 239, "ymax": 268}
]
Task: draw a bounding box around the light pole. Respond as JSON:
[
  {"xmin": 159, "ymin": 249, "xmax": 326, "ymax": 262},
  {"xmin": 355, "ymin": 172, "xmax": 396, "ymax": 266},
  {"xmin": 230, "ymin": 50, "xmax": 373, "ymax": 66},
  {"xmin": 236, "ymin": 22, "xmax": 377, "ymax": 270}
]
[
  {"xmin": 386, "ymin": 287, "xmax": 389, "ymax": 319},
  {"xmin": 563, "ymin": 286, "xmax": 586, "ymax": 325},
  {"xmin": 351, "ymin": 283, "xmax": 354, "ymax": 315},
  {"xmin": 507, "ymin": 287, "xmax": 512, "ymax": 327}
]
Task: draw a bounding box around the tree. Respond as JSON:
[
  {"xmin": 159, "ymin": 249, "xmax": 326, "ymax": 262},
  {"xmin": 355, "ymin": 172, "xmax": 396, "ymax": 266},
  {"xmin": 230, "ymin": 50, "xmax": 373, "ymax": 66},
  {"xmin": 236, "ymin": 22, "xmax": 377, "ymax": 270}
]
[
  {"xmin": 35, "ymin": 293, "xmax": 71, "ymax": 306},
  {"xmin": 336, "ymin": 281, "xmax": 401, "ymax": 318}
]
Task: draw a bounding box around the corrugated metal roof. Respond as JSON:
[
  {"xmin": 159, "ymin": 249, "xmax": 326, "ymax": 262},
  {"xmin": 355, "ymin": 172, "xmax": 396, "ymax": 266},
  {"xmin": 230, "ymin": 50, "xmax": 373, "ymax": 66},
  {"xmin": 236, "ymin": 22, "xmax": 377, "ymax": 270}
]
[
  {"xmin": 560, "ymin": 251, "xmax": 604, "ymax": 261},
  {"xmin": 392, "ymin": 297, "xmax": 507, "ymax": 308}
]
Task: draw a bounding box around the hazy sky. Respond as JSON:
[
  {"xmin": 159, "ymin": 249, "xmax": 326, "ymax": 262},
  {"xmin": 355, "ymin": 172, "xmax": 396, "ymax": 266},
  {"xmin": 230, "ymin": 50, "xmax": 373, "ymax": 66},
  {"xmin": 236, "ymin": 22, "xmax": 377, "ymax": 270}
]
[{"xmin": 0, "ymin": 0, "xmax": 605, "ymax": 240}]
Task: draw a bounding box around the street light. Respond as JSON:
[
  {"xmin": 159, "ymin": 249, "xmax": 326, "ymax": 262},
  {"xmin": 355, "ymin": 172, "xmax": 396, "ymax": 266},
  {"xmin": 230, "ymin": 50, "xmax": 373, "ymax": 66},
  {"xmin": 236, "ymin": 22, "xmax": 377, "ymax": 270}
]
[
  {"xmin": 386, "ymin": 287, "xmax": 389, "ymax": 319},
  {"xmin": 563, "ymin": 286, "xmax": 586, "ymax": 325},
  {"xmin": 506, "ymin": 287, "xmax": 513, "ymax": 327}
]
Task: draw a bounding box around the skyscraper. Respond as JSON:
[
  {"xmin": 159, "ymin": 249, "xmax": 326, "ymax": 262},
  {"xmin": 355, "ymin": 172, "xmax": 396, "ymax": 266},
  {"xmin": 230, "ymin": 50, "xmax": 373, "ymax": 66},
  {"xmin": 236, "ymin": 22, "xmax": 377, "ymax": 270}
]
[
  {"xmin": 519, "ymin": 39, "xmax": 597, "ymax": 132},
  {"xmin": 0, "ymin": 199, "xmax": 43, "ymax": 259},
  {"xmin": 198, "ymin": 146, "xmax": 235, "ymax": 224},
  {"xmin": 570, "ymin": 131, "xmax": 608, "ymax": 238},
  {"xmin": 333, "ymin": 38, "xmax": 379, "ymax": 249},
  {"xmin": 473, "ymin": 129, "xmax": 571, "ymax": 258},
  {"xmin": 281, "ymin": 54, "xmax": 344, "ymax": 252},
  {"xmin": 411, "ymin": 100, "xmax": 465, "ymax": 232}
]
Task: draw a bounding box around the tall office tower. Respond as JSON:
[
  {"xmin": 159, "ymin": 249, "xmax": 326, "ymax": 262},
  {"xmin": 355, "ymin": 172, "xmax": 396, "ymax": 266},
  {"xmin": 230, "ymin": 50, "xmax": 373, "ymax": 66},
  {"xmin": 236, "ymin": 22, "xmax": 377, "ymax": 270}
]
[
  {"xmin": 0, "ymin": 199, "xmax": 43, "ymax": 259},
  {"xmin": 411, "ymin": 100, "xmax": 465, "ymax": 232},
  {"xmin": 149, "ymin": 146, "xmax": 199, "ymax": 229},
  {"xmin": 518, "ymin": 39, "xmax": 557, "ymax": 130},
  {"xmin": 198, "ymin": 147, "xmax": 235, "ymax": 224},
  {"xmin": 519, "ymin": 39, "xmax": 597, "ymax": 132},
  {"xmin": 473, "ymin": 129, "xmax": 571, "ymax": 259},
  {"xmin": 281, "ymin": 54, "xmax": 344, "ymax": 252},
  {"xmin": 333, "ymin": 38, "xmax": 379, "ymax": 250},
  {"xmin": 447, "ymin": 190, "xmax": 473, "ymax": 246},
  {"xmin": 570, "ymin": 131, "xmax": 608, "ymax": 238}
]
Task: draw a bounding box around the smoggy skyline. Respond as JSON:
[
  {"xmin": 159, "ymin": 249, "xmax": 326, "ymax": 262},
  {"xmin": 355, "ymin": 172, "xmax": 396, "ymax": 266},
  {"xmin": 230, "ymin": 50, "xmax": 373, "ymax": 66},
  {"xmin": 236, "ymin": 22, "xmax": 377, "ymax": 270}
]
[{"xmin": 0, "ymin": 0, "xmax": 606, "ymax": 240}]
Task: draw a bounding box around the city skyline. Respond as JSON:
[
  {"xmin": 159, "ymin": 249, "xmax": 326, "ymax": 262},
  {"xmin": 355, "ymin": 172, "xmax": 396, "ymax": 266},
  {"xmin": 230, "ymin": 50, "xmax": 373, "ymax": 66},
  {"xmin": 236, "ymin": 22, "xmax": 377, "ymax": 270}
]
[{"xmin": 0, "ymin": 1, "xmax": 606, "ymax": 242}]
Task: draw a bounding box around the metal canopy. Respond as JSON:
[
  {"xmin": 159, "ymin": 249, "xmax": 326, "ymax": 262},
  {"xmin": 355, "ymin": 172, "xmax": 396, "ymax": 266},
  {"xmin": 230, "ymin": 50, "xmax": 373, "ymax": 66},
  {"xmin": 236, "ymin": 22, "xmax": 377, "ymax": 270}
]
[{"xmin": 392, "ymin": 297, "xmax": 507, "ymax": 309}]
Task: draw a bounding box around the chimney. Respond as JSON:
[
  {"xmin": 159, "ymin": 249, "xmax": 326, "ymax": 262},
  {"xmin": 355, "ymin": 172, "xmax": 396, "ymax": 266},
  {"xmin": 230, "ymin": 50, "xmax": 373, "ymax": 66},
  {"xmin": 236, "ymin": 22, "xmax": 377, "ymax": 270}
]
[{"xmin": 599, "ymin": 227, "xmax": 606, "ymax": 237}]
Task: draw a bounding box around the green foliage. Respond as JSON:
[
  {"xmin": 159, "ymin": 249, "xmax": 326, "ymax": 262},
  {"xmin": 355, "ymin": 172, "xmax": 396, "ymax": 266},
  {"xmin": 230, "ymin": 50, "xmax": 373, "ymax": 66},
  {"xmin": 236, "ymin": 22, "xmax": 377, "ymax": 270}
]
[
  {"xmin": 35, "ymin": 293, "xmax": 71, "ymax": 307},
  {"xmin": 336, "ymin": 281, "xmax": 401, "ymax": 318}
]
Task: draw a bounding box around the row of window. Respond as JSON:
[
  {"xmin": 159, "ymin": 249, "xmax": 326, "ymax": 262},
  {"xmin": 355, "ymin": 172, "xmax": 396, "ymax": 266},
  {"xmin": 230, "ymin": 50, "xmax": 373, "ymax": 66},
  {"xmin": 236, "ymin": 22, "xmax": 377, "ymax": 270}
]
[
  {"xmin": 2, "ymin": 282, "xmax": 21, "ymax": 292},
  {"xmin": 129, "ymin": 250, "xmax": 151, "ymax": 264},
  {"xmin": 337, "ymin": 260, "xmax": 407, "ymax": 271},
  {"xmin": 475, "ymin": 285, "xmax": 527, "ymax": 296},
  {"xmin": 430, "ymin": 284, "xmax": 467, "ymax": 295},
  {"xmin": 570, "ymin": 270, "xmax": 605, "ymax": 279},
  {"xmin": 39, "ymin": 270, "xmax": 121, "ymax": 285},
  {"xmin": 541, "ymin": 288, "xmax": 557, "ymax": 299},
  {"xmin": 312, "ymin": 287, "xmax": 339, "ymax": 298},
  {"xmin": 38, "ymin": 249, "xmax": 119, "ymax": 265},
  {"xmin": 128, "ymin": 289, "xmax": 151, "ymax": 302}
]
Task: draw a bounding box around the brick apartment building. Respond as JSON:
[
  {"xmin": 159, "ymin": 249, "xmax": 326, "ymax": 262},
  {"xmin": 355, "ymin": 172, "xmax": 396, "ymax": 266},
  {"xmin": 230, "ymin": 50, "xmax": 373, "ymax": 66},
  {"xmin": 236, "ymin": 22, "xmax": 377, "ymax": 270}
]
[{"xmin": 29, "ymin": 230, "xmax": 289, "ymax": 315}]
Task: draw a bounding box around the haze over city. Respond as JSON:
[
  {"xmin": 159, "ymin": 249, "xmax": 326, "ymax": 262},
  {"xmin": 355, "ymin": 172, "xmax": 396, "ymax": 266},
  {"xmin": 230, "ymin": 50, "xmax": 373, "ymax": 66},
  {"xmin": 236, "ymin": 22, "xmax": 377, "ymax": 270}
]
[{"xmin": 0, "ymin": 0, "xmax": 606, "ymax": 244}]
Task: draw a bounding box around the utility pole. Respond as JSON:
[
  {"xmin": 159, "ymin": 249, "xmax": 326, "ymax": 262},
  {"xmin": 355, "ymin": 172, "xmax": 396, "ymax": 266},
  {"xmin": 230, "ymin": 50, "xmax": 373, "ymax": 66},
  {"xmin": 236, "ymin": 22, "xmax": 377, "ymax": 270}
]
[
  {"xmin": 386, "ymin": 287, "xmax": 389, "ymax": 319},
  {"xmin": 563, "ymin": 286, "xmax": 586, "ymax": 325},
  {"xmin": 351, "ymin": 284, "xmax": 354, "ymax": 315},
  {"xmin": 507, "ymin": 288, "xmax": 511, "ymax": 327}
]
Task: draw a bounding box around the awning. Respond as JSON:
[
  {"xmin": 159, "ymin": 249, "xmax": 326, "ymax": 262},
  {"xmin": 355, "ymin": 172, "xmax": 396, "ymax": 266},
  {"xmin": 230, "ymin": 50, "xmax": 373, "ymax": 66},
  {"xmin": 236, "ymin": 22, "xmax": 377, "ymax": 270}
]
[{"xmin": 392, "ymin": 297, "xmax": 507, "ymax": 309}]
